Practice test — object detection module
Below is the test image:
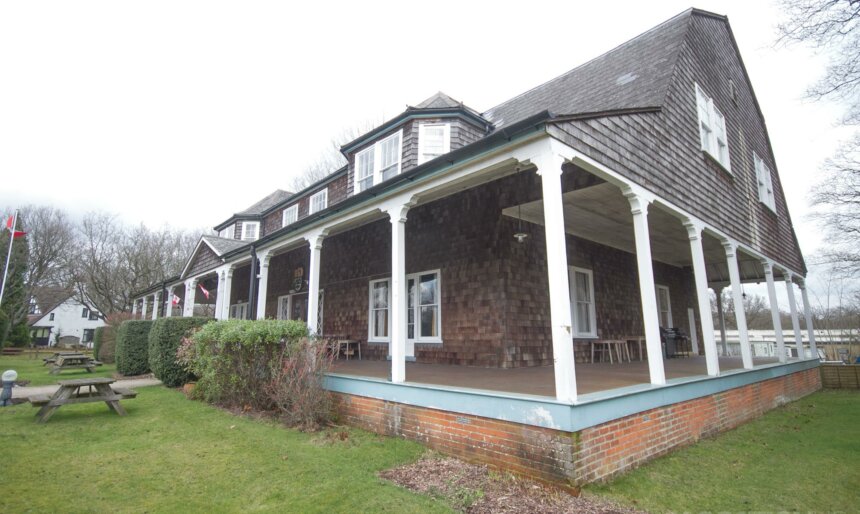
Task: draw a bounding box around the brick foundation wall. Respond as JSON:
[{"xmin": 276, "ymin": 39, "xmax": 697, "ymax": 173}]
[{"xmin": 333, "ymin": 366, "xmax": 821, "ymax": 486}]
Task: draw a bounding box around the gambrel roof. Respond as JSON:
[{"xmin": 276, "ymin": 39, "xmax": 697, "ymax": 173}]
[{"xmin": 484, "ymin": 10, "xmax": 691, "ymax": 129}]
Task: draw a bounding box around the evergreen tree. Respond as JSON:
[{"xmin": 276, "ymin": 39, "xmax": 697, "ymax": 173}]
[{"xmin": 0, "ymin": 220, "xmax": 30, "ymax": 347}]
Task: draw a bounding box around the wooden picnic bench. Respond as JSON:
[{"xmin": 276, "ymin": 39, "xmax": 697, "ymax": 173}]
[
  {"xmin": 29, "ymin": 377, "xmax": 137, "ymax": 423},
  {"xmin": 43, "ymin": 353, "xmax": 102, "ymax": 374}
]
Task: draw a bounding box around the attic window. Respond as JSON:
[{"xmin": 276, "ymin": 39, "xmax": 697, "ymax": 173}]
[
  {"xmin": 309, "ymin": 189, "xmax": 328, "ymax": 214},
  {"xmin": 695, "ymin": 83, "xmax": 731, "ymax": 172},
  {"xmin": 241, "ymin": 221, "xmax": 259, "ymax": 241},
  {"xmin": 282, "ymin": 205, "xmax": 298, "ymax": 227},
  {"xmin": 220, "ymin": 225, "xmax": 235, "ymax": 239},
  {"xmin": 754, "ymin": 153, "xmax": 776, "ymax": 212},
  {"xmin": 418, "ymin": 123, "xmax": 451, "ymax": 164},
  {"xmin": 354, "ymin": 130, "xmax": 403, "ymax": 193}
]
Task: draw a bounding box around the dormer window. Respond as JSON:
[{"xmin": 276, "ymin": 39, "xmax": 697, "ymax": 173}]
[
  {"xmin": 418, "ymin": 123, "xmax": 451, "ymax": 164},
  {"xmin": 354, "ymin": 130, "xmax": 403, "ymax": 193},
  {"xmin": 241, "ymin": 221, "xmax": 259, "ymax": 241},
  {"xmin": 309, "ymin": 189, "xmax": 328, "ymax": 214},
  {"xmin": 695, "ymin": 83, "xmax": 730, "ymax": 171},
  {"xmin": 219, "ymin": 225, "xmax": 235, "ymax": 239},
  {"xmin": 282, "ymin": 205, "xmax": 298, "ymax": 227},
  {"xmin": 754, "ymin": 153, "xmax": 776, "ymax": 212}
]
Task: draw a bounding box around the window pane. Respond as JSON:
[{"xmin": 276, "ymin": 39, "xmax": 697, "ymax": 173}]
[
  {"xmin": 420, "ymin": 306, "xmax": 438, "ymax": 338},
  {"xmin": 576, "ymin": 303, "xmax": 591, "ymax": 333},
  {"xmin": 423, "ymin": 126, "xmax": 445, "ymax": 156},
  {"xmin": 374, "ymin": 309, "xmax": 389, "ymax": 338},
  {"xmin": 358, "ymin": 176, "xmax": 373, "ymax": 192},
  {"xmin": 419, "ymin": 273, "xmax": 437, "ymax": 305},
  {"xmin": 373, "ymin": 281, "xmax": 389, "ymax": 309},
  {"xmin": 357, "ymin": 150, "xmax": 374, "ymax": 180},
  {"xmin": 575, "ymin": 272, "xmax": 590, "ymax": 302}
]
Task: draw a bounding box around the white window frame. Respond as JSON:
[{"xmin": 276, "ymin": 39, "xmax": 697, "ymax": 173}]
[
  {"xmin": 368, "ymin": 278, "xmax": 391, "ymax": 343},
  {"xmin": 695, "ymin": 83, "xmax": 731, "ymax": 172},
  {"xmin": 353, "ymin": 129, "xmax": 403, "ymax": 193},
  {"xmin": 220, "ymin": 225, "xmax": 235, "ymax": 239},
  {"xmin": 656, "ymin": 285, "xmax": 673, "ymax": 328},
  {"xmin": 309, "ymin": 189, "xmax": 328, "ymax": 215},
  {"xmin": 569, "ymin": 267, "xmax": 597, "ymax": 338},
  {"xmin": 368, "ymin": 269, "xmax": 442, "ymax": 344},
  {"xmin": 229, "ymin": 302, "xmax": 249, "ymax": 320},
  {"xmin": 417, "ymin": 123, "xmax": 451, "ymax": 165},
  {"xmin": 282, "ymin": 204, "xmax": 298, "ymax": 227},
  {"xmin": 754, "ymin": 153, "xmax": 776, "ymax": 212},
  {"xmin": 240, "ymin": 221, "xmax": 259, "ymax": 241}
]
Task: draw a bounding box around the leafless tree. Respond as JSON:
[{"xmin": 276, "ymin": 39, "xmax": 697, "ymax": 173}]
[
  {"xmin": 710, "ymin": 290, "xmax": 776, "ymax": 330},
  {"xmin": 289, "ymin": 120, "xmax": 381, "ymax": 191},
  {"xmin": 778, "ymin": 0, "xmax": 860, "ymax": 268}
]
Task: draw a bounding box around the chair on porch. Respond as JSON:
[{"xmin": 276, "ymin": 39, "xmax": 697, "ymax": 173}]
[{"xmin": 660, "ymin": 328, "xmax": 690, "ymax": 358}]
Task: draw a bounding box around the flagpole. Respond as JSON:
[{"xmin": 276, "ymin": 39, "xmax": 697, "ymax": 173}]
[{"xmin": 0, "ymin": 209, "xmax": 19, "ymax": 308}]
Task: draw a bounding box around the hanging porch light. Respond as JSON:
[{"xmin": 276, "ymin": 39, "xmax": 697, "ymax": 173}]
[{"xmin": 513, "ymin": 203, "xmax": 529, "ymax": 244}]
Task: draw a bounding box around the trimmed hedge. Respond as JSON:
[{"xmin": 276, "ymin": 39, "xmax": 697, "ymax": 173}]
[
  {"xmin": 93, "ymin": 327, "xmax": 104, "ymax": 360},
  {"xmin": 115, "ymin": 320, "xmax": 154, "ymax": 376},
  {"xmin": 148, "ymin": 317, "xmax": 212, "ymax": 387}
]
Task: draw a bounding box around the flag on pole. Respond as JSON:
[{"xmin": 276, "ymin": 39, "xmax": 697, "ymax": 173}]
[
  {"xmin": 198, "ymin": 284, "xmax": 210, "ymax": 300},
  {"xmin": 172, "ymin": 294, "xmax": 181, "ymax": 305},
  {"xmin": 5, "ymin": 215, "xmax": 26, "ymax": 238}
]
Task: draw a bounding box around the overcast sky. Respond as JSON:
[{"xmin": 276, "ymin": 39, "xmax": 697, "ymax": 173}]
[{"xmin": 0, "ymin": 1, "xmax": 853, "ymax": 305}]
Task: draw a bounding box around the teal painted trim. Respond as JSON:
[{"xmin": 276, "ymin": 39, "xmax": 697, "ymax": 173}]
[{"xmin": 324, "ymin": 359, "xmax": 819, "ymax": 432}]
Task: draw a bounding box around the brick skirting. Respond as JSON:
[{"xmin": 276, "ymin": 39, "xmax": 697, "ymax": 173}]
[{"xmin": 333, "ymin": 366, "xmax": 821, "ymax": 486}]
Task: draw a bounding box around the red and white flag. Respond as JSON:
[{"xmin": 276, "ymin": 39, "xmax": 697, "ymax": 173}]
[
  {"xmin": 172, "ymin": 294, "xmax": 181, "ymax": 305},
  {"xmin": 5, "ymin": 215, "xmax": 26, "ymax": 239},
  {"xmin": 198, "ymin": 284, "xmax": 210, "ymax": 300}
]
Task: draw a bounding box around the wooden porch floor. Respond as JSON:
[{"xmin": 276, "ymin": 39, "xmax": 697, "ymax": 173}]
[{"xmin": 331, "ymin": 356, "xmax": 783, "ymax": 397}]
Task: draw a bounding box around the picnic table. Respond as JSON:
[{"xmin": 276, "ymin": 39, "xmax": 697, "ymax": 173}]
[
  {"xmin": 28, "ymin": 377, "xmax": 137, "ymax": 423},
  {"xmin": 43, "ymin": 353, "xmax": 102, "ymax": 375}
]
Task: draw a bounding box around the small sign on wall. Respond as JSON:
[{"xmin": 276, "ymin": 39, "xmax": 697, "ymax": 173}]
[{"xmin": 291, "ymin": 266, "xmax": 305, "ymax": 293}]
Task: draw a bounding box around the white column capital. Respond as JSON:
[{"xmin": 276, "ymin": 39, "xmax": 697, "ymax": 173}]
[
  {"xmin": 721, "ymin": 239, "xmax": 738, "ymax": 258},
  {"xmin": 622, "ymin": 186, "xmax": 655, "ymax": 215},
  {"xmin": 303, "ymin": 229, "xmax": 328, "ymax": 250},
  {"xmin": 257, "ymin": 249, "xmax": 273, "ymax": 267},
  {"xmin": 529, "ymin": 152, "xmax": 566, "ymax": 177},
  {"xmin": 783, "ymin": 270, "xmax": 794, "ymax": 283},
  {"xmin": 682, "ymin": 218, "xmax": 704, "ymax": 240},
  {"xmin": 761, "ymin": 259, "xmax": 774, "ymax": 274}
]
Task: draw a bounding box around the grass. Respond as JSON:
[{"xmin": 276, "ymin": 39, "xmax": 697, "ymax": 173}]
[
  {"xmin": 0, "ymin": 386, "xmax": 452, "ymax": 514},
  {"xmin": 0, "ymin": 353, "xmax": 117, "ymax": 386},
  {"xmin": 587, "ymin": 390, "xmax": 860, "ymax": 513}
]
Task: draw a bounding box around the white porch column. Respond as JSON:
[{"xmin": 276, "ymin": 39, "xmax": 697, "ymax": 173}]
[
  {"xmin": 256, "ymin": 250, "xmax": 272, "ymax": 321},
  {"xmin": 784, "ymin": 271, "xmax": 804, "ymax": 358},
  {"xmin": 714, "ymin": 285, "xmax": 728, "ymax": 356},
  {"xmin": 214, "ymin": 270, "xmax": 225, "ymax": 320},
  {"xmin": 219, "ymin": 269, "xmax": 234, "ymax": 320},
  {"xmin": 165, "ymin": 286, "xmax": 176, "ymax": 318},
  {"xmin": 151, "ymin": 292, "xmax": 159, "ymax": 320},
  {"xmin": 762, "ymin": 261, "xmax": 786, "ymax": 363},
  {"xmin": 799, "ymin": 280, "xmax": 817, "ymax": 358},
  {"xmin": 536, "ymin": 154, "xmax": 577, "ymax": 402},
  {"xmin": 722, "ymin": 241, "xmax": 753, "ymax": 369},
  {"xmin": 623, "ymin": 188, "xmax": 666, "ymax": 386},
  {"xmin": 140, "ymin": 297, "xmax": 148, "ymax": 320},
  {"xmin": 131, "ymin": 299, "xmax": 138, "ymax": 317},
  {"xmin": 306, "ymin": 234, "xmax": 325, "ymax": 333},
  {"xmin": 183, "ymin": 278, "xmax": 197, "ymax": 317},
  {"xmin": 683, "ymin": 220, "xmax": 719, "ymax": 376},
  {"xmin": 385, "ymin": 204, "xmax": 410, "ymax": 384}
]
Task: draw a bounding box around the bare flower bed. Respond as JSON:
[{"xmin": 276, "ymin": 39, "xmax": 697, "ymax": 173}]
[{"xmin": 380, "ymin": 455, "xmax": 641, "ymax": 514}]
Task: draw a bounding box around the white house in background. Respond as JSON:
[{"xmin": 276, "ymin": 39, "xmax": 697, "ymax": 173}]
[{"xmin": 28, "ymin": 296, "xmax": 106, "ymax": 347}]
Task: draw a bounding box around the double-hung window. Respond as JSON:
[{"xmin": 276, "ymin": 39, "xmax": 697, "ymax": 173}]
[
  {"xmin": 569, "ymin": 267, "xmax": 597, "ymax": 338},
  {"xmin": 241, "ymin": 221, "xmax": 259, "ymax": 241},
  {"xmin": 282, "ymin": 204, "xmax": 298, "ymax": 227},
  {"xmin": 368, "ymin": 270, "xmax": 441, "ymax": 343},
  {"xmin": 220, "ymin": 225, "xmax": 235, "ymax": 239},
  {"xmin": 81, "ymin": 307, "xmax": 89, "ymax": 319},
  {"xmin": 418, "ymin": 123, "xmax": 450, "ymax": 164},
  {"xmin": 354, "ymin": 130, "xmax": 403, "ymax": 193},
  {"xmin": 754, "ymin": 153, "xmax": 776, "ymax": 212},
  {"xmin": 656, "ymin": 285, "xmax": 673, "ymax": 328},
  {"xmin": 309, "ymin": 189, "xmax": 328, "ymax": 214},
  {"xmin": 695, "ymin": 83, "xmax": 731, "ymax": 171}
]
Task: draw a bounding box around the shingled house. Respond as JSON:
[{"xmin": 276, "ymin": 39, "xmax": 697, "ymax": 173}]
[{"xmin": 133, "ymin": 9, "xmax": 821, "ymax": 485}]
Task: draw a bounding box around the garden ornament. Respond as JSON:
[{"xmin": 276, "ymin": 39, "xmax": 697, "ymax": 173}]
[{"xmin": 1, "ymin": 369, "xmax": 17, "ymax": 406}]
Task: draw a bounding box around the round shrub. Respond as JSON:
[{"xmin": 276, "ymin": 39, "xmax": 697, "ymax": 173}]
[
  {"xmin": 148, "ymin": 317, "xmax": 212, "ymax": 387},
  {"xmin": 115, "ymin": 320, "xmax": 154, "ymax": 376}
]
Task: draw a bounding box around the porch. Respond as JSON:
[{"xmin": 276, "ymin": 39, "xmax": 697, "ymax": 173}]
[{"xmin": 331, "ymin": 355, "xmax": 781, "ymax": 398}]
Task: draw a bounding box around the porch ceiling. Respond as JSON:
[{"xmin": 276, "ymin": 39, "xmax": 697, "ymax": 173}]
[{"xmin": 502, "ymin": 182, "xmax": 774, "ymax": 284}]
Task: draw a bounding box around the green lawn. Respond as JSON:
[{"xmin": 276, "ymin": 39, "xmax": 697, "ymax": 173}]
[
  {"xmin": 0, "ymin": 386, "xmax": 451, "ymax": 514},
  {"xmin": 587, "ymin": 390, "xmax": 860, "ymax": 513},
  {"xmin": 1, "ymin": 353, "xmax": 117, "ymax": 386}
]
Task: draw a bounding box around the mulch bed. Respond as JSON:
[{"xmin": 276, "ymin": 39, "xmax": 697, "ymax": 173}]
[{"xmin": 380, "ymin": 455, "xmax": 642, "ymax": 514}]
